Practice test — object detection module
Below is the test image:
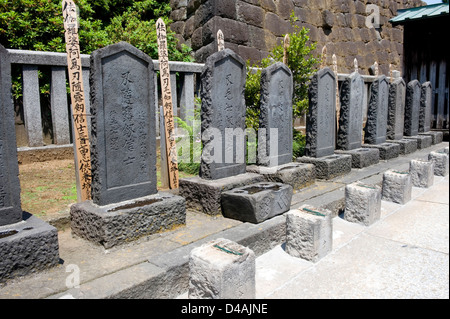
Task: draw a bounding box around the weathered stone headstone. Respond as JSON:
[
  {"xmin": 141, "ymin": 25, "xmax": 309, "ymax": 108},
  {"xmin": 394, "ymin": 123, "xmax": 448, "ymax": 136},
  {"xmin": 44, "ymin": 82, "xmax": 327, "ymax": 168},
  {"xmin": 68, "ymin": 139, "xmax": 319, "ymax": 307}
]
[
  {"xmin": 305, "ymin": 67, "xmax": 336, "ymax": 158},
  {"xmin": 337, "ymin": 71, "xmax": 365, "ymax": 151},
  {"xmin": 404, "ymin": 80, "xmax": 421, "ymax": 137},
  {"xmin": 298, "ymin": 67, "xmax": 352, "ymax": 179},
  {"xmin": 419, "ymin": 81, "xmax": 432, "ymax": 133},
  {"xmin": 0, "ymin": 44, "xmax": 22, "ymax": 227},
  {"xmin": 89, "ymin": 42, "xmax": 158, "ymax": 206},
  {"xmin": 387, "ymin": 78, "xmax": 406, "ymax": 141},
  {"xmin": 364, "ymin": 75, "xmax": 389, "ymax": 145},
  {"xmin": 70, "ymin": 42, "xmax": 185, "ymax": 248},
  {"xmin": 403, "ymin": 80, "xmax": 432, "ymax": 149},
  {"xmin": 362, "ymin": 75, "xmax": 401, "ymax": 160},
  {"xmin": 418, "ymin": 82, "xmax": 443, "ymax": 144},
  {"xmin": 386, "ymin": 78, "xmax": 418, "ymax": 155},
  {"xmin": 258, "ymin": 62, "xmax": 293, "ymax": 167},
  {"xmin": 247, "ymin": 62, "xmax": 315, "ymax": 190},
  {"xmin": 200, "ymin": 48, "xmax": 247, "ymax": 180},
  {"xmin": 1, "ymin": 44, "xmax": 59, "ymax": 282},
  {"xmin": 336, "ymin": 72, "xmax": 379, "ymax": 168}
]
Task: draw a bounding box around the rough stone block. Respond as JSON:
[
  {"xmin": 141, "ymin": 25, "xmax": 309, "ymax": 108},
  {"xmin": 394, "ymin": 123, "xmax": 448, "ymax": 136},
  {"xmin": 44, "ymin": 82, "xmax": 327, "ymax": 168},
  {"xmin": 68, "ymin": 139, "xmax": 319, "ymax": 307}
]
[
  {"xmin": 335, "ymin": 147, "xmax": 379, "ymax": 168},
  {"xmin": 362, "ymin": 142, "xmax": 400, "ymax": 160},
  {"xmin": 246, "ymin": 162, "xmax": 315, "ymax": 190},
  {"xmin": 428, "ymin": 151, "xmax": 449, "ymax": 177},
  {"xmin": 179, "ymin": 173, "xmax": 264, "ymax": 216},
  {"xmin": 344, "ymin": 182, "xmax": 381, "ymax": 226},
  {"xmin": 409, "ymin": 159, "xmax": 434, "ymax": 188},
  {"xmin": 189, "ymin": 238, "xmax": 255, "ymax": 299},
  {"xmin": 387, "ymin": 138, "xmax": 417, "ymax": 155},
  {"xmin": 221, "ymin": 182, "xmax": 293, "ymax": 223},
  {"xmin": 404, "ymin": 135, "xmax": 432, "ymax": 149},
  {"xmin": 0, "ymin": 213, "xmax": 60, "ymax": 282},
  {"xmin": 297, "ymin": 153, "xmax": 352, "ymax": 180},
  {"xmin": 419, "ymin": 131, "xmax": 444, "ymax": 145},
  {"xmin": 70, "ymin": 193, "xmax": 186, "ymax": 248},
  {"xmin": 285, "ymin": 205, "xmax": 332, "ymax": 262},
  {"xmin": 382, "ymin": 170, "xmax": 412, "ymax": 204}
]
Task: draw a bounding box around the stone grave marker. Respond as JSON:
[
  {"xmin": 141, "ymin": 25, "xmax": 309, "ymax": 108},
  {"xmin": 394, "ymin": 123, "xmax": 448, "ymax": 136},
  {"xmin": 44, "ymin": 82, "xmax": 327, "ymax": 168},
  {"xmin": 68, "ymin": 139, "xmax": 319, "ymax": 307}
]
[
  {"xmin": 0, "ymin": 45, "xmax": 22, "ymax": 227},
  {"xmin": 297, "ymin": 67, "xmax": 351, "ymax": 179},
  {"xmin": 200, "ymin": 48, "xmax": 247, "ymax": 180},
  {"xmin": 336, "ymin": 71, "xmax": 379, "ymax": 168},
  {"xmin": 0, "ymin": 44, "xmax": 59, "ymax": 281},
  {"xmin": 89, "ymin": 42, "xmax": 158, "ymax": 206},
  {"xmin": 258, "ymin": 62, "xmax": 293, "ymax": 167},
  {"xmin": 386, "ymin": 78, "xmax": 418, "ymax": 155},
  {"xmin": 305, "ymin": 67, "xmax": 336, "ymax": 158},
  {"xmin": 70, "ymin": 42, "xmax": 185, "ymax": 248},
  {"xmin": 247, "ymin": 62, "xmax": 315, "ymax": 189},
  {"xmin": 179, "ymin": 49, "xmax": 265, "ymax": 216},
  {"xmin": 362, "ymin": 75, "xmax": 400, "ymax": 160},
  {"xmin": 403, "ymin": 80, "xmax": 432, "ymax": 149},
  {"xmin": 419, "ymin": 82, "xmax": 443, "ymax": 144}
]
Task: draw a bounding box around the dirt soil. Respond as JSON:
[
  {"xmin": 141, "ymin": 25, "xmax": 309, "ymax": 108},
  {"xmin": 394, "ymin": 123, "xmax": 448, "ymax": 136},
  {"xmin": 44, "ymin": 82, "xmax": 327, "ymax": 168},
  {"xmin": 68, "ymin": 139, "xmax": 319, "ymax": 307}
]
[{"xmin": 18, "ymin": 152, "xmax": 195, "ymax": 223}]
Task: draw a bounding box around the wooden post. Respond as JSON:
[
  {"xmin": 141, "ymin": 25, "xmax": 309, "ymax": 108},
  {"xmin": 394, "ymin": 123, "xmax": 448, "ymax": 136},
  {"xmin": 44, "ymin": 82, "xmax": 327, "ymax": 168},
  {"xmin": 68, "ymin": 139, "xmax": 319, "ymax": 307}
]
[
  {"xmin": 62, "ymin": 0, "xmax": 92, "ymax": 201},
  {"xmin": 332, "ymin": 54, "xmax": 340, "ymax": 133},
  {"xmin": 283, "ymin": 34, "xmax": 290, "ymax": 66},
  {"xmin": 354, "ymin": 58, "xmax": 358, "ymax": 74},
  {"xmin": 217, "ymin": 30, "xmax": 225, "ymax": 52},
  {"xmin": 156, "ymin": 18, "xmax": 179, "ymax": 189},
  {"xmin": 321, "ymin": 45, "xmax": 327, "ymax": 69}
]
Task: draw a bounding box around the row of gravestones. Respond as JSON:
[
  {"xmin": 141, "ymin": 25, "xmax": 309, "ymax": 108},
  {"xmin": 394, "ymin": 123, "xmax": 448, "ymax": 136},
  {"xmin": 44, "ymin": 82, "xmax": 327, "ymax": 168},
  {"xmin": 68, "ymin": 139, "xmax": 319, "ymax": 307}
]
[{"xmin": 0, "ymin": 42, "xmax": 445, "ymax": 283}]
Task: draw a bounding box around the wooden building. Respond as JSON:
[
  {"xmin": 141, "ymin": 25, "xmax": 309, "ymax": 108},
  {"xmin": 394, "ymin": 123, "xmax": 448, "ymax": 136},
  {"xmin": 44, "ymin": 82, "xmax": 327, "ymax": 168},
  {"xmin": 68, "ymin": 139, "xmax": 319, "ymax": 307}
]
[{"xmin": 390, "ymin": 3, "xmax": 449, "ymax": 131}]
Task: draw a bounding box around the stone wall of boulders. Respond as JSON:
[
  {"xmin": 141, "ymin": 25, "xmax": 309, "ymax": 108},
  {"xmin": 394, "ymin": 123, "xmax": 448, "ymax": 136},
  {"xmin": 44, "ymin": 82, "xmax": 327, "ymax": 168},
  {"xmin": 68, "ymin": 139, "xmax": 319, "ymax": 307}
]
[{"xmin": 169, "ymin": 0, "xmax": 424, "ymax": 75}]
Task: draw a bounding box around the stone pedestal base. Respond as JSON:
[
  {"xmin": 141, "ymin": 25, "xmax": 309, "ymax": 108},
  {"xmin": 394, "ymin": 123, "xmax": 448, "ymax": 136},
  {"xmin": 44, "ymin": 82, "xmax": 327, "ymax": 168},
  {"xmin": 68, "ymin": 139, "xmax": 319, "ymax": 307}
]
[
  {"xmin": 246, "ymin": 162, "xmax": 315, "ymax": 190},
  {"xmin": 362, "ymin": 142, "xmax": 401, "ymax": 160},
  {"xmin": 382, "ymin": 170, "xmax": 412, "ymax": 204},
  {"xmin": 419, "ymin": 131, "xmax": 444, "ymax": 145},
  {"xmin": 409, "ymin": 159, "xmax": 434, "ymax": 188},
  {"xmin": 0, "ymin": 213, "xmax": 60, "ymax": 282},
  {"xmin": 296, "ymin": 154, "xmax": 352, "ymax": 180},
  {"xmin": 221, "ymin": 182, "xmax": 293, "ymax": 223},
  {"xmin": 189, "ymin": 238, "xmax": 255, "ymax": 299},
  {"xmin": 179, "ymin": 173, "xmax": 264, "ymax": 216},
  {"xmin": 387, "ymin": 139, "xmax": 418, "ymax": 155},
  {"xmin": 404, "ymin": 135, "xmax": 432, "ymax": 149},
  {"xmin": 344, "ymin": 182, "xmax": 381, "ymax": 226},
  {"xmin": 335, "ymin": 148, "xmax": 379, "ymax": 168},
  {"xmin": 70, "ymin": 193, "xmax": 186, "ymax": 249},
  {"xmin": 429, "ymin": 151, "xmax": 449, "ymax": 176},
  {"xmin": 285, "ymin": 205, "xmax": 332, "ymax": 262}
]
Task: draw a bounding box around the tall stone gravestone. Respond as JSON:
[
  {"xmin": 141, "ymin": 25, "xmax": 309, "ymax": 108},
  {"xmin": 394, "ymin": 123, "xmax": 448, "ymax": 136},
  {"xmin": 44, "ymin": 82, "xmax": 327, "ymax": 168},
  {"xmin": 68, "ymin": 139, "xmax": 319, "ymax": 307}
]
[
  {"xmin": 336, "ymin": 71, "xmax": 379, "ymax": 168},
  {"xmin": 362, "ymin": 75, "xmax": 400, "ymax": 160},
  {"xmin": 297, "ymin": 67, "xmax": 351, "ymax": 179},
  {"xmin": 246, "ymin": 62, "xmax": 315, "ymax": 189},
  {"xmin": 403, "ymin": 80, "xmax": 432, "ymax": 149},
  {"xmin": 418, "ymin": 81, "xmax": 443, "ymax": 144},
  {"xmin": 179, "ymin": 49, "xmax": 264, "ymax": 215},
  {"xmin": 0, "ymin": 44, "xmax": 59, "ymax": 282},
  {"xmin": 70, "ymin": 42, "xmax": 185, "ymax": 248},
  {"xmin": 386, "ymin": 78, "xmax": 417, "ymax": 154}
]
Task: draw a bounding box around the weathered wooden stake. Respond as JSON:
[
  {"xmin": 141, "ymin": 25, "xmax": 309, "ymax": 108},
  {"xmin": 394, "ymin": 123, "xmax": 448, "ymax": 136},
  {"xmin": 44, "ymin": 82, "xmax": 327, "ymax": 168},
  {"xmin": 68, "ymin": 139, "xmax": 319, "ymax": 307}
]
[
  {"xmin": 217, "ymin": 30, "xmax": 225, "ymax": 51},
  {"xmin": 321, "ymin": 45, "xmax": 327, "ymax": 69},
  {"xmin": 283, "ymin": 34, "xmax": 290, "ymax": 65},
  {"xmin": 332, "ymin": 54, "xmax": 340, "ymax": 133},
  {"xmin": 156, "ymin": 18, "xmax": 179, "ymax": 189},
  {"xmin": 62, "ymin": 0, "xmax": 91, "ymax": 201}
]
